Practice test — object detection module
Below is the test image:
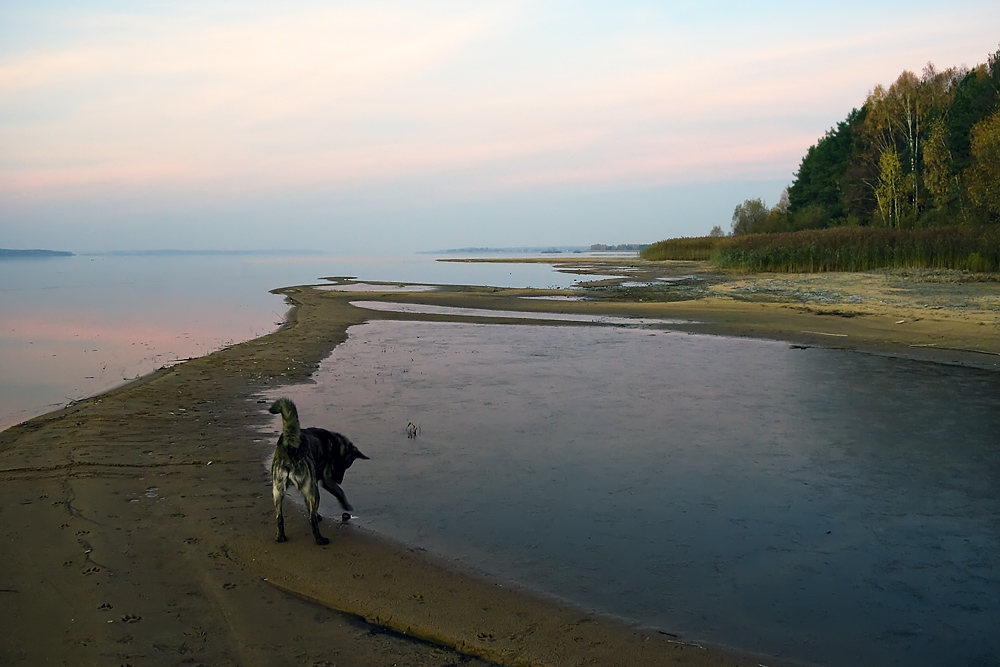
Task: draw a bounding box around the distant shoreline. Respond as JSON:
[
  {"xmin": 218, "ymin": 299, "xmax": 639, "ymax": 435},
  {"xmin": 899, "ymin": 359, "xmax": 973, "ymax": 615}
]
[
  {"xmin": 0, "ymin": 248, "xmax": 73, "ymax": 258},
  {"xmin": 79, "ymin": 249, "xmax": 329, "ymax": 257},
  {"xmin": 0, "ymin": 248, "xmax": 336, "ymax": 259},
  {"xmin": 424, "ymin": 246, "xmax": 589, "ymax": 254}
]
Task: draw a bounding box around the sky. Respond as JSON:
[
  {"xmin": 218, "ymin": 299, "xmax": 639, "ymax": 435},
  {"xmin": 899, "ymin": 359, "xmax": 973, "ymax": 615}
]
[{"xmin": 1, "ymin": 1, "xmax": 998, "ymax": 253}]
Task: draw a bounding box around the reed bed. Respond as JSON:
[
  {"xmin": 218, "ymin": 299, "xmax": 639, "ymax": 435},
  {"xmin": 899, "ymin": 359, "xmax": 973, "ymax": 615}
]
[
  {"xmin": 641, "ymin": 227, "xmax": 1000, "ymax": 273},
  {"xmin": 640, "ymin": 236, "xmax": 726, "ymax": 261}
]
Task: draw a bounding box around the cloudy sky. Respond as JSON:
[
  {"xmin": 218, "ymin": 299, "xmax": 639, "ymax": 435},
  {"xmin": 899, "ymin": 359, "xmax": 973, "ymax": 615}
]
[{"xmin": 1, "ymin": 1, "xmax": 997, "ymax": 253}]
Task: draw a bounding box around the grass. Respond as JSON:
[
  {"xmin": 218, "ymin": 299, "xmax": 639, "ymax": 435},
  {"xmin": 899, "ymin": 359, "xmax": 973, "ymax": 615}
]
[{"xmin": 640, "ymin": 226, "xmax": 1000, "ymax": 273}]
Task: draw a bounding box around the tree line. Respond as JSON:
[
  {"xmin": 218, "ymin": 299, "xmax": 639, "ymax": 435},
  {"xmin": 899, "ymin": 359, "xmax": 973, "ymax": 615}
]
[{"xmin": 730, "ymin": 46, "xmax": 1000, "ymax": 236}]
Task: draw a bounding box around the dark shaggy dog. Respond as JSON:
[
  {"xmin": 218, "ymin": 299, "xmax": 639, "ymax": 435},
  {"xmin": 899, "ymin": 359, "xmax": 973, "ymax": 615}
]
[{"xmin": 268, "ymin": 398, "xmax": 369, "ymax": 545}]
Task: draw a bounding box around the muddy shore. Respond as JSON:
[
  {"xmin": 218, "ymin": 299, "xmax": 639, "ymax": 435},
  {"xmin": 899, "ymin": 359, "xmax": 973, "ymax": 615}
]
[{"xmin": 1, "ymin": 259, "xmax": 997, "ymax": 666}]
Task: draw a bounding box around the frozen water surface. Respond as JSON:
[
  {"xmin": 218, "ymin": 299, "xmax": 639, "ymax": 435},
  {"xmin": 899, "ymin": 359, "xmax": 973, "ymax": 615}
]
[{"xmin": 269, "ymin": 319, "xmax": 1000, "ymax": 667}]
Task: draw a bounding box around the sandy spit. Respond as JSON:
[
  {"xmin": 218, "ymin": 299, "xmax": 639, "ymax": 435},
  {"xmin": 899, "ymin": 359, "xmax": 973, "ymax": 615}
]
[{"xmin": 1, "ymin": 261, "xmax": 997, "ymax": 667}]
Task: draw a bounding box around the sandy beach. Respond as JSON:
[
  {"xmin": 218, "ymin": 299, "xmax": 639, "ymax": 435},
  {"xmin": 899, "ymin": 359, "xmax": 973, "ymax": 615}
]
[{"xmin": 1, "ymin": 259, "xmax": 997, "ymax": 667}]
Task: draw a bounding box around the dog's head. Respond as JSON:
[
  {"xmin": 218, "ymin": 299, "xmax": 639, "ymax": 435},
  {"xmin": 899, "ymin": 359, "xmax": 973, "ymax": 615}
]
[{"xmin": 333, "ymin": 439, "xmax": 369, "ymax": 483}]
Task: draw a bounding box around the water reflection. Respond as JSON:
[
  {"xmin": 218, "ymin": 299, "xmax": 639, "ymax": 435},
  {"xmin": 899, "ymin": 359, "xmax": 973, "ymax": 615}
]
[
  {"xmin": 0, "ymin": 253, "xmax": 602, "ymax": 430},
  {"xmin": 269, "ymin": 320, "xmax": 1000, "ymax": 667}
]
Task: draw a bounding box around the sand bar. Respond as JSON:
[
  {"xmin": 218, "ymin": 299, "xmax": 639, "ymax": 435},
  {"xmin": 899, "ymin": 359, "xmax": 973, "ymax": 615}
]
[{"xmin": 1, "ymin": 261, "xmax": 997, "ymax": 666}]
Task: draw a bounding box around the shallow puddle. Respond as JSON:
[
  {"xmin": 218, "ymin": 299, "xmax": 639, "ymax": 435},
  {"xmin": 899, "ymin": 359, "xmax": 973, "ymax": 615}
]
[
  {"xmin": 349, "ymin": 300, "xmax": 686, "ymax": 325},
  {"xmin": 519, "ymin": 295, "xmax": 585, "ymax": 301},
  {"xmin": 316, "ymin": 283, "xmax": 439, "ymax": 292},
  {"xmin": 265, "ymin": 320, "xmax": 1000, "ymax": 667}
]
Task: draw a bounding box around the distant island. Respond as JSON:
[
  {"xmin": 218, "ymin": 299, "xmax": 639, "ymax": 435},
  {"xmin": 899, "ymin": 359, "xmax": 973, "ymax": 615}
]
[
  {"xmin": 431, "ymin": 246, "xmax": 590, "ymax": 254},
  {"xmin": 431, "ymin": 244, "xmax": 649, "ymax": 254},
  {"xmin": 82, "ymin": 249, "xmax": 327, "ymax": 257},
  {"xmin": 0, "ymin": 249, "xmax": 74, "ymax": 258},
  {"xmin": 589, "ymin": 243, "xmax": 649, "ymax": 252}
]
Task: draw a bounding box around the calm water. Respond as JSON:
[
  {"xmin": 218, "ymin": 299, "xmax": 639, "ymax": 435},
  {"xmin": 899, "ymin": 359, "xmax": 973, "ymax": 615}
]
[
  {"xmin": 0, "ymin": 252, "xmax": 599, "ymax": 430},
  {"xmin": 268, "ymin": 320, "xmax": 1000, "ymax": 667}
]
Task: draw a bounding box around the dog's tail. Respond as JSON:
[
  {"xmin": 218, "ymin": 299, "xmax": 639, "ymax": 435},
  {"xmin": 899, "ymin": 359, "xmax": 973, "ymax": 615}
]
[{"xmin": 269, "ymin": 398, "xmax": 301, "ymax": 449}]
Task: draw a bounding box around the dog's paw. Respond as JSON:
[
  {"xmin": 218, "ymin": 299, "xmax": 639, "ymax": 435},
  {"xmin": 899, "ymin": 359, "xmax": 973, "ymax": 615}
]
[
  {"xmin": 276, "ymin": 534, "xmax": 288, "ymax": 543},
  {"xmin": 315, "ymin": 536, "xmax": 330, "ymax": 546}
]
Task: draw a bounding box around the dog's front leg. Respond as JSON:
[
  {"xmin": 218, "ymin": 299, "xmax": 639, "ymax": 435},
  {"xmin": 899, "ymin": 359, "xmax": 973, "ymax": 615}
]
[{"xmin": 322, "ymin": 480, "xmax": 353, "ymax": 512}]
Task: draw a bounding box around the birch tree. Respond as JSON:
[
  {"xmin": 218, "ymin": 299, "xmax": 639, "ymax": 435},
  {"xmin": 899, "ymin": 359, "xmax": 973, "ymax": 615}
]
[
  {"xmin": 875, "ymin": 148, "xmax": 904, "ymax": 227},
  {"xmin": 863, "ymin": 65, "xmax": 960, "ymax": 223}
]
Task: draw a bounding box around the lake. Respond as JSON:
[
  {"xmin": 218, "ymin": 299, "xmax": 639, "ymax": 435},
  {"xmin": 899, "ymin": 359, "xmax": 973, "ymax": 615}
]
[{"xmin": 0, "ymin": 251, "xmax": 600, "ymax": 431}]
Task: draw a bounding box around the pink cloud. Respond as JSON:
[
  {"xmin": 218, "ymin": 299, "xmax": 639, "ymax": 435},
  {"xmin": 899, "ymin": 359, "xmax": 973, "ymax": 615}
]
[{"xmin": 2, "ymin": 2, "xmax": 997, "ymax": 205}]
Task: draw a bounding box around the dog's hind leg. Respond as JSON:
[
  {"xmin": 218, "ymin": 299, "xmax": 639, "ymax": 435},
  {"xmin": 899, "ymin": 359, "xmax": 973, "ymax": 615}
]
[
  {"xmin": 302, "ymin": 477, "xmax": 330, "ymax": 546},
  {"xmin": 273, "ymin": 476, "xmax": 289, "ymax": 543},
  {"xmin": 321, "ymin": 480, "xmax": 354, "ymax": 513}
]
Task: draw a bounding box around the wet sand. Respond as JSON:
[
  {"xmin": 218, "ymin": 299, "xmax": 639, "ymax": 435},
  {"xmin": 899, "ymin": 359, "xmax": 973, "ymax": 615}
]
[{"xmin": 1, "ymin": 260, "xmax": 997, "ymax": 666}]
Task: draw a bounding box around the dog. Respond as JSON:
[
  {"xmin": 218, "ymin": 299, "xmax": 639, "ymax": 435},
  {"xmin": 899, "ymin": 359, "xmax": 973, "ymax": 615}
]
[{"xmin": 268, "ymin": 397, "xmax": 369, "ymax": 545}]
